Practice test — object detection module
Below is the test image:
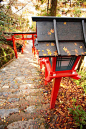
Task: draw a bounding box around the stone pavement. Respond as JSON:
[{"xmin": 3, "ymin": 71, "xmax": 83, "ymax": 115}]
[{"xmin": 0, "ymin": 41, "xmax": 50, "ymax": 129}]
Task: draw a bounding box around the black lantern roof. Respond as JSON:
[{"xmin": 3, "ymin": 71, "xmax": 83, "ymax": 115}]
[{"xmin": 32, "ymin": 16, "xmax": 86, "ymax": 57}]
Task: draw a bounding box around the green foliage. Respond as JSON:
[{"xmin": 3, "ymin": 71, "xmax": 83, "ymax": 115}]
[
  {"xmin": 0, "ymin": 44, "xmax": 15, "ymax": 68},
  {"xmin": 37, "ymin": 9, "xmax": 51, "ymax": 16},
  {"xmin": 35, "ymin": 5, "xmax": 40, "ymax": 10},
  {"xmin": 68, "ymin": 105, "xmax": 86, "ymax": 129},
  {"xmin": 74, "ymin": 70, "xmax": 86, "ymax": 93},
  {"xmin": 73, "ymin": 7, "xmax": 81, "ymax": 17}
]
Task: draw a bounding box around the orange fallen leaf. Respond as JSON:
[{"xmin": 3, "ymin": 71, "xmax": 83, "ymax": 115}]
[
  {"xmin": 74, "ymin": 43, "xmax": 77, "ymax": 46},
  {"xmin": 75, "ymin": 49, "xmax": 78, "ymax": 53},
  {"xmin": 51, "ymin": 43, "xmax": 55, "ymax": 46},
  {"xmin": 46, "ymin": 49, "xmax": 50, "ymax": 52},
  {"xmin": 75, "ymin": 54, "xmax": 78, "ymax": 56},
  {"xmin": 43, "ymin": 53, "xmax": 47, "ymax": 56},
  {"xmin": 81, "ymin": 52, "xmax": 85, "ymax": 55},
  {"xmin": 22, "ymin": 117, "xmax": 24, "ymax": 121},
  {"xmin": 50, "ymin": 29, "xmax": 54, "ymax": 33},
  {"xmin": 54, "ymin": 51, "xmax": 58, "ymax": 56},
  {"xmin": 64, "ymin": 22, "xmax": 66, "ymax": 25},
  {"xmin": 48, "ymin": 31, "xmax": 51, "ymax": 35},
  {"xmin": 63, "ymin": 47, "xmax": 68, "ymax": 52},
  {"xmin": 46, "ymin": 44, "xmax": 49, "ymax": 46},
  {"xmin": 48, "ymin": 51, "xmax": 52, "ymax": 55},
  {"xmin": 80, "ymin": 46, "xmax": 83, "ymax": 49}
]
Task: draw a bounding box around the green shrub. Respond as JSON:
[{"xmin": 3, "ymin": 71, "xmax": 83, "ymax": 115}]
[
  {"xmin": 68, "ymin": 105, "xmax": 86, "ymax": 129},
  {"xmin": 0, "ymin": 44, "xmax": 14, "ymax": 68},
  {"xmin": 74, "ymin": 70, "xmax": 86, "ymax": 93}
]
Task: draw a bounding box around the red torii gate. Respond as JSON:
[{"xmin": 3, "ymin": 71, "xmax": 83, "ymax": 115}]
[{"xmin": 4, "ymin": 32, "xmax": 37, "ymax": 58}]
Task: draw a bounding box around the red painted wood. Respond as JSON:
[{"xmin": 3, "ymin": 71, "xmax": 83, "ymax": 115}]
[
  {"xmin": 50, "ymin": 77, "xmax": 61, "ymax": 109},
  {"xmin": 6, "ymin": 38, "xmax": 12, "ymax": 41},
  {"xmin": 32, "ymin": 34, "xmax": 35, "ymax": 55},
  {"xmin": 12, "ymin": 38, "xmax": 32, "ymax": 40},
  {"xmin": 12, "ymin": 35, "xmax": 18, "ymax": 58},
  {"xmin": 45, "ymin": 65, "xmax": 48, "ymax": 85}
]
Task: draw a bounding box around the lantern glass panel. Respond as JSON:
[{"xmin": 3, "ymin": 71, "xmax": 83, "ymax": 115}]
[{"xmin": 55, "ymin": 56, "xmax": 77, "ymax": 71}]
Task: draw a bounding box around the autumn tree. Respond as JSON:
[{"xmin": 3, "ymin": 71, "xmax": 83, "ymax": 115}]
[{"xmin": 50, "ymin": 0, "xmax": 57, "ymax": 16}]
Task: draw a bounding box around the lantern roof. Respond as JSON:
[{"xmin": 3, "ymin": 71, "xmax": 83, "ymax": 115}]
[{"xmin": 32, "ymin": 16, "xmax": 86, "ymax": 57}]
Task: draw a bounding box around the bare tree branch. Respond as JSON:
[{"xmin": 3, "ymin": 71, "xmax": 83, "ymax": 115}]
[{"xmin": 13, "ymin": 2, "xmax": 29, "ymax": 14}]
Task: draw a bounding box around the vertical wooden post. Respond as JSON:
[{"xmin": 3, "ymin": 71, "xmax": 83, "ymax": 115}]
[
  {"xmin": 52, "ymin": 57, "xmax": 57, "ymax": 71},
  {"xmin": 12, "ymin": 35, "xmax": 18, "ymax": 58},
  {"xmin": 21, "ymin": 34, "xmax": 24, "ymax": 53},
  {"xmin": 32, "ymin": 34, "xmax": 35, "ymax": 55},
  {"xmin": 45, "ymin": 65, "xmax": 48, "ymax": 85},
  {"xmin": 50, "ymin": 77, "xmax": 61, "ymax": 109}
]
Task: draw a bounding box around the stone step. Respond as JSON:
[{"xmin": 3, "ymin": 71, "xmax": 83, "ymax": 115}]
[
  {"xmin": 25, "ymin": 95, "xmax": 48, "ymax": 105},
  {"xmin": 7, "ymin": 118, "xmax": 45, "ymax": 129}
]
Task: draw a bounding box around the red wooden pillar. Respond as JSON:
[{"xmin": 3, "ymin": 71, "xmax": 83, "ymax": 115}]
[
  {"xmin": 12, "ymin": 35, "xmax": 18, "ymax": 58},
  {"xmin": 52, "ymin": 57, "xmax": 57, "ymax": 71},
  {"xmin": 21, "ymin": 34, "xmax": 24, "ymax": 53},
  {"xmin": 32, "ymin": 34, "xmax": 35, "ymax": 55},
  {"xmin": 40, "ymin": 60, "xmax": 42, "ymax": 69},
  {"xmin": 50, "ymin": 77, "xmax": 61, "ymax": 109},
  {"xmin": 45, "ymin": 65, "xmax": 48, "ymax": 85}
]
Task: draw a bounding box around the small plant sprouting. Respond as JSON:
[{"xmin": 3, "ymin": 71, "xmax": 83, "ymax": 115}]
[{"xmin": 68, "ymin": 105, "xmax": 86, "ymax": 129}]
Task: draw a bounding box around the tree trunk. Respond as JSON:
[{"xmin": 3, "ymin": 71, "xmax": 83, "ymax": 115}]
[
  {"xmin": 50, "ymin": 0, "xmax": 57, "ymax": 16},
  {"xmin": 47, "ymin": 0, "xmax": 49, "ymax": 13}
]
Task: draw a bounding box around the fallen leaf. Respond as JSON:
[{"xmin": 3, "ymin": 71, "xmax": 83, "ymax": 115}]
[
  {"xmin": 46, "ymin": 49, "xmax": 50, "ymax": 52},
  {"xmin": 54, "ymin": 51, "xmax": 58, "ymax": 56},
  {"xmin": 48, "ymin": 31, "xmax": 51, "ymax": 35},
  {"xmin": 43, "ymin": 53, "xmax": 47, "ymax": 56},
  {"xmin": 48, "ymin": 51, "xmax": 52, "ymax": 55},
  {"xmin": 74, "ymin": 43, "xmax": 77, "ymax": 46},
  {"xmin": 46, "ymin": 44, "xmax": 49, "ymax": 46},
  {"xmin": 75, "ymin": 49, "xmax": 78, "ymax": 53},
  {"xmin": 80, "ymin": 46, "xmax": 83, "ymax": 49},
  {"xmin": 64, "ymin": 22, "xmax": 66, "ymax": 25},
  {"xmin": 50, "ymin": 29, "xmax": 54, "ymax": 33},
  {"xmin": 51, "ymin": 43, "xmax": 55, "ymax": 46}
]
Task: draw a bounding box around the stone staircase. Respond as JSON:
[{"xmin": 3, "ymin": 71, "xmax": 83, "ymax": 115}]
[{"xmin": 0, "ymin": 40, "xmax": 50, "ymax": 129}]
